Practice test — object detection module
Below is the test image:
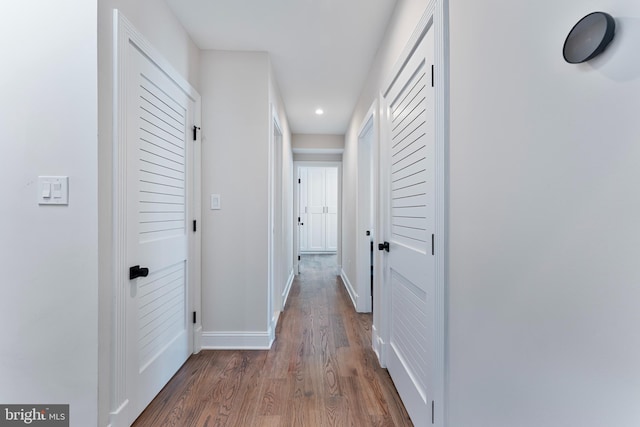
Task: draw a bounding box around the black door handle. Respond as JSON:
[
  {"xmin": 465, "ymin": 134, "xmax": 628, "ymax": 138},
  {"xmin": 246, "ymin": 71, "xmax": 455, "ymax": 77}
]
[
  {"xmin": 378, "ymin": 242, "xmax": 389, "ymax": 252},
  {"xmin": 129, "ymin": 265, "xmax": 149, "ymax": 280}
]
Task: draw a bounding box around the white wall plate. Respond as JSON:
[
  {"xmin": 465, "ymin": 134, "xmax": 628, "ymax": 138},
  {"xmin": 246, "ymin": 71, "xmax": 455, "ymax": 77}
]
[{"xmin": 38, "ymin": 176, "xmax": 69, "ymax": 205}]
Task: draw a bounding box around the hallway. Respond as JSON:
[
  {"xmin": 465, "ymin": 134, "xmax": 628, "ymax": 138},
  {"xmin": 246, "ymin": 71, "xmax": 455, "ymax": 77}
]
[
  {"xmin": 132, "ymin": 259, "xmax": 412, "ymax": 426},
  {"xmin": 298, "ymin": 253, "xmax": 338, "ymax": 275}
]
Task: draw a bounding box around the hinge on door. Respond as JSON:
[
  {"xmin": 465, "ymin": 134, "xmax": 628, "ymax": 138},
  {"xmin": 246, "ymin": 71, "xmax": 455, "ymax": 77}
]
[
  {"xmin": 298, "ymin": 178, "xmax": 301, "ymax": 184},
  {"xmin": 432, "ymin": 234, "xmax": 435, "ymax": 255},
  {"xmin": 432, "ymin": 400, "xmax": 435, "ymax": 424},
  {"xmin": 298, "ymin": 255, "xmax": 301, "ymax": 261},
  {"xmin": 193, "ymin": 311, "xmax": 197, "ymax": 324},
  {"xmin": 431, "ymin": 65, "xmax": 435, "ymax": 87},
  {"xmin": 298, "ymin": 216, "xmax": 300, "ymax": 223},
  {"xmin": 193, "ymin": 220, "xmax": 197, "ymax": 232},
  {"xmin": 193, "ymin": 125, "xmax": 201, "ymax": 141}
]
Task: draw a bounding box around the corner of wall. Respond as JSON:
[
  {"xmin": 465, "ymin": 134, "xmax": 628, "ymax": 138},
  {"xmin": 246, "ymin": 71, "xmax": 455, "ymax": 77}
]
[{"xmin": 339, "ymin": 269, "xmax": 358, "ymax": 311}]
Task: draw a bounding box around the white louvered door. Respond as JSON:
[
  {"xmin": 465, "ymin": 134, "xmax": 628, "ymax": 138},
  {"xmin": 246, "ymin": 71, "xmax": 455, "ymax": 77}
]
[
  {"xmin": 382, "ymin": 26, "xmax": 435, "ymax": 424},
  {"xmin": 126, "ymin": 42, "xmax": 193, "ymax": 423}
]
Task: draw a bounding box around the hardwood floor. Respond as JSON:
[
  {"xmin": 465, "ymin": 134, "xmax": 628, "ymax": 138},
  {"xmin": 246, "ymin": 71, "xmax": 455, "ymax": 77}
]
[{"xmin": 133, "ymin": 254, "xmax": 412, "ymax": 426}]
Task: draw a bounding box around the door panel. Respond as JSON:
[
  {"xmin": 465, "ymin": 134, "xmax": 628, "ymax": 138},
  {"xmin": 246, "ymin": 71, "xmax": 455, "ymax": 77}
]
[
  {"xmin": 325, "ymin": 167, "xmax": 338, "ymax": 251},
  {"xmin": 383, "ymin": 26, "xmax": 435, "ymax": 424},
  {"xmin": 307, "ymin": 167, "xmax": 326, "ymax": 251},
  {"xmin": 126, "ymin": 42, "xmax": 192, "ymax": 423},
  {"xmin": 137, "ymin": 262, "xmax": 186, "ymax": 370},
  {"xmin": 299, "ymin": 168, "xmax": 308, "ymax": 251}
]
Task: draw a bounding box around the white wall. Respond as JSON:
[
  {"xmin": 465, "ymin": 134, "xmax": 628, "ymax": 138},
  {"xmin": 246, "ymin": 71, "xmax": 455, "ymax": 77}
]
[
  {"xmin": 448, "ymin": 1, "xmax": 640, "ymax": 426},
  {"xmin": 97, "ymin": 1, "xmax": 201, "ymax": 424},
  {"xmin": 348, "ymin": 0, "xmax": 640, "ymax": 425},
  {"xmin": 199, "ymin": 51, "xmax": 293, "ymax": 348},
  {"xmin": 0, "ymin": 1, "xmax": 98, "ymax": 426},
  {"xmin": 342, "ymin": 0, "xmax": 426, "ymax": 308},
  {"xmin": 200, "ymin": 51, "xmax": 272, "ymax": 341},
  {"xmin": 292, "ymin": 134, "xmax": 345, "ymax": 151},
  {"xmin": 269, "ymin": 63, "xmax": 295, "ymax": 316},
  {"xmin": 292, "ymin": 134, "xmax": 344, "ymax": 162},
  {"xmin": 99, "ymin": 0, "xmax": 201, "ymax": 90}
]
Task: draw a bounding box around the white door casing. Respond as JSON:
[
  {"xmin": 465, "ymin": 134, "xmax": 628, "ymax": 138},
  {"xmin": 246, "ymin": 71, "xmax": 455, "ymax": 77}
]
[
  {"xmin": 111, "ymin": 11, "xmax": 201, "ymax": 427},
  {"xmin": 356, "ymin": 103, "xmax": 377, "ymax": 314},
  {"xmin": 299, "ymin": 166, "xmax": 338, "ymax": 253}
]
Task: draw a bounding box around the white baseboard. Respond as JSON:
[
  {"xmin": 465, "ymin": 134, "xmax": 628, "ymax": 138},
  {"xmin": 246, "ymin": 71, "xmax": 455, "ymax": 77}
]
[
  {"xmin": 282, "ymin": 268, "xmax": 294, "ymax": 306},
  {"xmin": 201, "ymin": 331, "xmax": 274, "ymax": 350},
  {"xmin": 340, "ymin": 269, "xmax": 358, "ymax": 310},
  {"xmin": 108, "ymin": 399, "xmax": 128, "ymax": 427},
  {"xmin": 271, "ymin": 311, "xmax": 280, "ymax": 341},
  {"xmin": 372, "ymin": 324, "xmax": 386, "ymax": 367}
]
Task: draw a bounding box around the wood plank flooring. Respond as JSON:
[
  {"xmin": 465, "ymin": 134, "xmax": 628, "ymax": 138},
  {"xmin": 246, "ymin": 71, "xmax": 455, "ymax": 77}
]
[{"xmin": 132, "ymin": 254, "xmax": 413, "ymax": 426}]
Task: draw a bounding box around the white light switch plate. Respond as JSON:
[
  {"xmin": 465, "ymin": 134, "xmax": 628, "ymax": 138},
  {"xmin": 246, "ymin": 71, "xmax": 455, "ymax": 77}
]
[
  {"xmin": 38, "ymin": 176, "xmax": 69, "ymax": 205},
  {"xmin": 210, "ymin": 194, "xmax": 221, "ymax": 210}
]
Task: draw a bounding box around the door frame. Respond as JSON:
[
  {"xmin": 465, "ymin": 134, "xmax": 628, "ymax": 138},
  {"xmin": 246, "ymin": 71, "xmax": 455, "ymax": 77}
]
[
  {"xmin": 108, "ymin": 10, "xmax": 202, "ymax": 427},
  {"xmin": 293, "ymin": 161, "xmax": 342, "ymax": 275},
  {"xmin": 355, "ymin": 100, "xmax": 378, "ymax": 315},
  {"xmin": 378, "ymin": 1, "xmax": 448, "ymax": 425},
  {"xmin": 268, "ymin": 105, "xmax": 284, "ymax": 341}
]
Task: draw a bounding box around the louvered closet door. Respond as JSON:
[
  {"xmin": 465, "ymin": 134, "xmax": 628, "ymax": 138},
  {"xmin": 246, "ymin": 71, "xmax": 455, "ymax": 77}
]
[
  {"xmin": 126, "ymin": 42, "xmax": 192, "ymax": 422},
  {"xmin": 383, "ymin": 26, "xmax": 435, "ymax": 424}
]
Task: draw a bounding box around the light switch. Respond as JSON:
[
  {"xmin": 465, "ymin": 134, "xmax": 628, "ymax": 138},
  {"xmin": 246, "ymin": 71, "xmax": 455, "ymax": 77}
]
[
  {"xmin": 38, "ymin": 176, "xmax": 69, "ymax": 205},
  {"xmin": 42, "ymin": 183, "xmax": 51, "ymax": 199},
  {"xmin": 52, "ymin": 182, "xmax": 62, "ymax": 198},
  {"xmin": 210, "ymin": 194, "xmax": 221, "ymax": 210}
]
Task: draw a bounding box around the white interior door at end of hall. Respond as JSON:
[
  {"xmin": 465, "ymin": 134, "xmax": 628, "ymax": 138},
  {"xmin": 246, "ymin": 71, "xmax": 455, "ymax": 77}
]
[
  {"xmin": 298, "ymin": 168, "xmax": 308, "ymax": 251},
  {"xmin": 325, "ymin": 167, "xmax": 338, "ymax": 251},
  {"xmin": 126, "ymin": 42, "xmax": 192, "ymax": 422},
  {"xmin": 306, "ymin": 167, "xmax": 327, "ymax": 251},
  {"xmin": 383, "ymin": 27, "xmax": 435, "ymax": 424}
]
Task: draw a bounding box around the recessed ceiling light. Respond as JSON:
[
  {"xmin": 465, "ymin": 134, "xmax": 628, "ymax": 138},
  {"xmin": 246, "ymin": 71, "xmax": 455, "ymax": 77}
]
[{"xmin": 315, "ymin": 108, "xmax": 324, "ymax": 115}]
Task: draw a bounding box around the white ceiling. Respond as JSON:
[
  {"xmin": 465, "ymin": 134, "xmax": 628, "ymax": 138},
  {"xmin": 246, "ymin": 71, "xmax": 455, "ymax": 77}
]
[{"xmin": 164, "ymin": 0, "xmax": 397, "ymax": 135}]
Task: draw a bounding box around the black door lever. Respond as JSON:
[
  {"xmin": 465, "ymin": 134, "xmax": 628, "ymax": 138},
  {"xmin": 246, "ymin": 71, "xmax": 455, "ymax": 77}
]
[
  {"xmin": 129, "ymin": 265, "xmax": 149, "ymax": 280},
  {"xmin": 378, "ymin": 242, "xmax": 390, "ymax": 252}
]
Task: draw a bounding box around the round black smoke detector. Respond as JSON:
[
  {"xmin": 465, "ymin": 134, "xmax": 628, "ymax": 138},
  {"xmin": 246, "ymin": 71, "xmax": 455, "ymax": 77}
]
[{"xmin": 563, "ymin": 12, "xmax": 616, "ymax": 63}]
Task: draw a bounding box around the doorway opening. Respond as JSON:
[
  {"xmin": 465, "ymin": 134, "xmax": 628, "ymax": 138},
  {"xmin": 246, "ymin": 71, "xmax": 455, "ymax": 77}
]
[
  {"xmin": 269, "ymin": 108, "xmax": 285, "ymax": 338},
  {"xmin": 357, "ymin": 110, "xmax": 376, "ymax": 314},
  {"xmin": 294, "ymin": 162, "xmax": 341, "ymax": 276}
]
